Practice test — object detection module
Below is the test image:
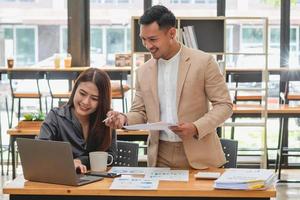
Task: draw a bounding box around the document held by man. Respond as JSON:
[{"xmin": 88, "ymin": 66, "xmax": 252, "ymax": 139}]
[{"xmin": 123, "ymin": 122, "xmax": 177, "ymax": 131}]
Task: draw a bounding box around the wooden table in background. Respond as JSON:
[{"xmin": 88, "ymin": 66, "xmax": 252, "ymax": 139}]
[
  {"xmin": 7, "ymin": 128, "xmax": 40, "ymax": 179},
  {"xmin": 3, "ymin": 169, "xmax": 276, "ymax": 200}
]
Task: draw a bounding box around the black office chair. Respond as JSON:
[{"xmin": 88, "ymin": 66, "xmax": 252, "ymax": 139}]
[
  {"xmin": 220, "ymin": 139, "xmax": 238, "ymax": 168},
  {"xmin": 114, "ymin": 141, "xmax": 139, "ymax": 167}
]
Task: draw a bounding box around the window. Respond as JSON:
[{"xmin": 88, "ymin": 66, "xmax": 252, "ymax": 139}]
[
  {"xmin": 290, "ymin": 27, "xmax": 299, "ymax": 67},
  {"xmin": 117, "ymin": 0, "xmax": 129, "ymax": 3},
  {"xmin": 180, "ymin": 0, "xmax": 191, "ymax": 3},
  {"xmin": 90, "ymin": 0, "xmax": 130, "ymax": 4},
  {"xmin": 91, "ymin": 27, "xmax": 103, "ymax": 54},
  {"xmin": 170, "ymin": 0, "xmax": 217, "ymax": 4},
  {"xmin": 269, "ymin": 26, "xmax": 280, "ymax": 67},
  {"xmin": 90, "ymin": 0, "xmax": 141, "ymax": 66},
  {"xmin": 170, "ymin": 0, "xmax": 216, "ymax": 4},
  {"xmin": 0, "ymin": 0, "xmax": 67, "ymax": 66},
  {"xmin": 107, "ymin": 28, "xmax": 125, "ymax": 54},
  {"xmin": 0, "ymin": 0, "xmax": 35, "ymax": 2},
  {"xmin": 269, "ymin": 26, "xmax": 300, "ymax": 67},
  {"xmin": 90, "ymin": 26, "xmax": 130, "ymax": 66},
  {"xmin": 241, "ymin": 26, "xmax": 263, "ymax": 52},
  {"xmin": 126, "ymin": 27, "xmax": 131, "ymax": 52},
  {"xmin": 105, "ymin": 27, "xmax": 126, "ymax": 65},
  {"xmin": 226, "ymin": 25, "xmax": 234, "ymax": 66},
  {"xmin": 90, "ymin": 26, "xmax": 104, "ymax": 66},
  {"xmin": 60, "ymin": 26, "xmax": 68, "ymax": 53},
  {"xmin": 16, "ymin": 27, "xmax": 36, "ymax": 65},
  {"xmin": 1, "ymin": 26, "xmax": 37, "ymax": 66}
]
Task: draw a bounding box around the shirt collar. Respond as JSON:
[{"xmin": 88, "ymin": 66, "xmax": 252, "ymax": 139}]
[
  {"xmin": 57, "ymin": 104, "xmax": 73, "ymax": 119},
  {"xmin": 158, "ymin": 44, "xmax": 182, "ymax": 65}
]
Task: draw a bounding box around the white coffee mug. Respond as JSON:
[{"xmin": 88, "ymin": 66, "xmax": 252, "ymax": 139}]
[{"xmin": 89, "ymin": 151, "xmax": 113, "ymax": 172}]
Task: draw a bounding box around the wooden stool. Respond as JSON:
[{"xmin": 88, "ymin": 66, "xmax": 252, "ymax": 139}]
[{"xmin": 8, "ymin": 71, "xmax": 44, "ymax": 128}]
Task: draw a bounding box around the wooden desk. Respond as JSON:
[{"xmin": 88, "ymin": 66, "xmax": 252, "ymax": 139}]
[
  {"xmin": 3, "ymin": 169, "xmax": 276, "ymax": 200},
  {"xmin": 7, "ymin": 128, "xmax": 149, "ymax": 179}
]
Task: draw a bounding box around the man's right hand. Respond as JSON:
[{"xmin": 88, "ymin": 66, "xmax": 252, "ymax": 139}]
[{"xmin": 105, "ymin": 111, "xmax": 127, "ymax": 129}]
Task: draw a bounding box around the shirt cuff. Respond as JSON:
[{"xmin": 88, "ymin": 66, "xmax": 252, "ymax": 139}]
[{"xmin": 119, "ymin": 112, "xmax": 128, "ymax": 126}]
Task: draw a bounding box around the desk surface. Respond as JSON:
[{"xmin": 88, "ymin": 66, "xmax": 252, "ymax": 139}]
[{"xmin": 3, "ymin": 169, "xmax": 275, "ymax": 198}]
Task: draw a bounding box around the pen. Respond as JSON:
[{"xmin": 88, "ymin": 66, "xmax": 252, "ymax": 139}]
[{"xmin": 102, "ymin": 116, "xmax": 113, "ymax": 123}]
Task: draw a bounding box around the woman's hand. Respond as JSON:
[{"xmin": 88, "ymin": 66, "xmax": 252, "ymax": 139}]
[
  {"xmin": 105, "ymin": 111, "xmax": 127, "ymax": 129},
  {"xmin": 74, "ymin": 159, "xmax": 87, "ymax": 174}
]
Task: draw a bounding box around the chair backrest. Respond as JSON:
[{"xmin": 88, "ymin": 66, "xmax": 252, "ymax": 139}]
[
  {"xmin": 220, "ymin": 138, "xmax": 238, "ymax": 168},
  {"xmin": 228, "ymin": 72, "xmax": 263, "ymax": 104},
  {"xmin": 46, "ymin": 71, "xmax": 78, "ymax": 94},
  {"xmin": 114, "ymin": 141, "xmax": 139, "ymax": 167},
  {"xmin": 8, "ymin": 71, "xmax": 44, "ymax": 95},
  {"xmin": 280, "ymin": 71, "xmax": 300, "ymax": 103}
]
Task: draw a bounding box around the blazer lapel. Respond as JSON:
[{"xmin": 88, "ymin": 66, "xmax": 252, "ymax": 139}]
[
  {"xmin": 176, "ymin": 47, "xmax": 191, "ymax": 111},
  {"xmin": 148, "ymin": 60, "xmax": 160, "ymax": 121}
]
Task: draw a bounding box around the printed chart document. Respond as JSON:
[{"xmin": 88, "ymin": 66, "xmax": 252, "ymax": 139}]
[
  {"xmin": 145, "ymin": 169, "xmax": 189, "ymax": 182},
  {"xmin": 110, "ymin": 177, "xmax": 159, "ymax": 190},
  {"xmin": 124, "ymin": 122, "xmax": 177, "ymax": 131},
  {"xmin": 109, "ymin": 167, "xmax": 170, "ymax": 175},
  {"xmin": 214, "ymin": 169, "xmax": 276, "ymax": 190}
]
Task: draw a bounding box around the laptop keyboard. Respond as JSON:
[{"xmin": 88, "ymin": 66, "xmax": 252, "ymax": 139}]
[{"xmin": 77, "ymin": 175, "xmax": 90, "ymax": 183}]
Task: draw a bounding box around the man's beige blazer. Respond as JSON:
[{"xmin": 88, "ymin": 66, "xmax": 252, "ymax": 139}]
[{"xmin": 126, "ymin": 45, "xmax": 233, "ymax": 169}]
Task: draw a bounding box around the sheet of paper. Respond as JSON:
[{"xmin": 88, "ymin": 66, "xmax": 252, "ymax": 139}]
[
  {"xmin": 123, "ymin": 122, "xmax": 177, "ymax": 131},
  {"xmin": 109, "ymin": 177, "xmax": 159, "ymax": 190},
  {"xmin": 109, "ymin": 167, "xmax": 170, "ymax": 175},
  {"xmin": 144, "ymin": 170, "xmax": 189, "ymax": 182}
]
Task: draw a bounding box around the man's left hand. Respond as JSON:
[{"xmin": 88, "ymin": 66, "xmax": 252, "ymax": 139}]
[{"xmin": 169, "ymin": 122, "xmax": 198, "ymax": 140}]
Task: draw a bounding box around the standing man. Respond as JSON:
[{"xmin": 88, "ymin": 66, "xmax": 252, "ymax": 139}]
[{"xmin": 106, "ymin": 5, "xmax": 232, "ymax": 169}]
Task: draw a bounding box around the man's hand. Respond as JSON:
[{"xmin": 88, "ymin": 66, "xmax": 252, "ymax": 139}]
[
  {"xmin": 105, "ymin": 111, "xmax": 127, "ymax": 129},
  {"xmin": 74, "ymin": 159, "xmax": 87, "ymax": 174},
  {"xmin": 169, "ymin": 122, "xmax": 198, "ymax": 140}
]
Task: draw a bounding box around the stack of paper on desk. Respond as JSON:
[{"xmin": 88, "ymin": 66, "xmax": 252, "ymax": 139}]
[{"xmin": 214, "ymin": 169, "xmax": 276, "ymax": 190}]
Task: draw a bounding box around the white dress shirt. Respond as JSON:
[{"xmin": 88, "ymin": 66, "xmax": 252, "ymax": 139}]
[{"xmin": 158, "ymin": 46, "xmax": 182, "ymax": 142}]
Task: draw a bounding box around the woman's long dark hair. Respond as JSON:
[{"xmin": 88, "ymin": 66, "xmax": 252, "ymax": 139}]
[{"xmin": 68, "ymin": 68, "xmax": 112, "ymax": 151}]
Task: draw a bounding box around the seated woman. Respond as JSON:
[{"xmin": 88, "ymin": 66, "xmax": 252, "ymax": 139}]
[{"xmin": 39, "ymin": 68, "xmax": 117, "ymax": 173}]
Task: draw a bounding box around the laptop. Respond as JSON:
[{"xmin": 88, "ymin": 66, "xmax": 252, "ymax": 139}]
[{"xmin": 16, "ymin": 138, "xmax": 103, "ymax": 186}]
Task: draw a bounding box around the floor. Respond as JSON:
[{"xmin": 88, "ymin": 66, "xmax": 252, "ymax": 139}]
[{"xmin": 0, "ymin": 167, "xmax": 300, "ymax": 200}]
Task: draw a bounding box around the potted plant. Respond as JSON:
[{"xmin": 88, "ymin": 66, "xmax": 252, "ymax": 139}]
[{"xmin": 17, "ymin": 112, "xmax": 45, "ymax": 129}]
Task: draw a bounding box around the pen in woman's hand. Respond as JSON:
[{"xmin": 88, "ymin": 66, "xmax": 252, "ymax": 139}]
[{"xmin": 102, "ymin": 116, "xmax": 113, "ymax": 123}]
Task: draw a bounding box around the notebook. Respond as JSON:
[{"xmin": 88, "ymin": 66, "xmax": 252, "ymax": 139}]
[{"xmin": 16, "ymin": 138, "xmax": 103, "ymax": 186}]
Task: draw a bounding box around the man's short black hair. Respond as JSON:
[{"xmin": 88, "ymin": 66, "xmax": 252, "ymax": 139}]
[{"xmin": 139, "ymin": 5, "xmax": 176, "ymax": 29}]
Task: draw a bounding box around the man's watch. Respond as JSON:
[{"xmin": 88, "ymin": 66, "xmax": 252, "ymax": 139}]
[{"xmin": 119, "ymin": 112, "xmax": 128, "ymax": 126}]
